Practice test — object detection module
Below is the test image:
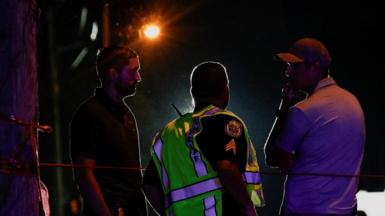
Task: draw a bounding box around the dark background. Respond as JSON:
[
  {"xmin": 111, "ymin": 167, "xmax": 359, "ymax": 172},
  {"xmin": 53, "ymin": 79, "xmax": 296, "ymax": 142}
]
[{"xmin": 37, "ymin": 0, "xmax": 385, "ymax": 215}]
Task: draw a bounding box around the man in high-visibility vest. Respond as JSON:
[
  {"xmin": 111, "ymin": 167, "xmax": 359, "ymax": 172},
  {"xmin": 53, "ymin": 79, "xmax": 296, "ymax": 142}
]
[{"xmin": 143, "ymin": 61, "xmax": 264, "ymax": 216}]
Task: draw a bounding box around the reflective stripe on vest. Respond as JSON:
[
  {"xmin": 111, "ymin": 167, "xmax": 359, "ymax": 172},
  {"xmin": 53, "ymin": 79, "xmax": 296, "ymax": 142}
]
[
  {"xmin": 186, "ymin": 118, "xmax": 208, "ymax": 177},
  {"xmin": 153, "ymin": 137, "xmax": 170, "ymax": 189},
  {"xmin": 204, "ymin": 196, "xmax": 217, "ymax": 216},
  {"xmin": 201, "ymin": 107, "xmax": 223, "ymax": 116},
  {"xmin": 165, "ymin": 177, "xmax": 222, "ymax": 208},
  {"xmin": 185, "ymin": 107, "xmax": 224, "ymax": 177},
  {"xmin": 243, "ymin": 171, "xmax": 262, "ymax": 185},
  {"xmin": 167, "ymin": 196, "xmax": 217, "ymax": 216},
  {"xmin": 164, "ymin": 171, "xmax": 261, "ymax": 207}
]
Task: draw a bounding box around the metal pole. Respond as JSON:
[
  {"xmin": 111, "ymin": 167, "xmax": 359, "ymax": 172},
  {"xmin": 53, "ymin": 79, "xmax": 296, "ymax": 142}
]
[
  {"xmin": 47, "ymin": 6, "xmax": 64, "ymax": 216},
  {"xmin": 102, "ymin": 3, "xmax": 110, "ymax": 48}
]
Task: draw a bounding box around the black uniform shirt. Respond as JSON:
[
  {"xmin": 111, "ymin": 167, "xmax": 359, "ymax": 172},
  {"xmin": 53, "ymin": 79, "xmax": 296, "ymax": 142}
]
[{"xmin": 196, "ymin": 113, "xmax": 248, "ymax": 215}]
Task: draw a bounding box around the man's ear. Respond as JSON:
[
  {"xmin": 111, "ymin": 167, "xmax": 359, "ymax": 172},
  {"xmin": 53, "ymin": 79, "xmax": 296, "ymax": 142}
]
[{"xmin": 106, "ymin": 68, "xmax": 118, "ymax": 81}]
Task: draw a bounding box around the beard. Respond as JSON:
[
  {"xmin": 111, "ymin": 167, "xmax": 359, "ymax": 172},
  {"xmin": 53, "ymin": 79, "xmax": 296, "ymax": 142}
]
[{"xmin": 116, "ymin": 81, "xmax": 137, "ymax": 96}]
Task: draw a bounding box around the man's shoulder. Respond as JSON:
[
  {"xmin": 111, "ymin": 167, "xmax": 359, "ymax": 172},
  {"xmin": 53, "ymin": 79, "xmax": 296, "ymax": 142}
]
[
  {"xmin": 201, "ymin": 111, "xmax": 247, "ymax": 138},
  {"xmin": 205, "ymin": 112, "xmax": 241, "ymax": 123},
  {"xmin": 71, "ymin": 97, "xmax": 105, "ymax": 121},
  {"xmin": 297, "ymin": 84, "xmax": 360, "ymax": 112},
  {"xmin": 213, "ymin": 110, "xmax": 246, "ymax": 127},
  {"xmin": 161, "ymin": 109, "xmax": 247, "ymax": 132},
  {"xmin": 161, "ymin": 114, "xmax": 190, "ymax": 133}
]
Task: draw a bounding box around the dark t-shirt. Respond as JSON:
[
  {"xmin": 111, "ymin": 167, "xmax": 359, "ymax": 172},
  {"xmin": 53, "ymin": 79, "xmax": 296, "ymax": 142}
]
[
  {"xmin": 145, "ymin": 112, "xmax": 248, "ymax": 215},
  {"xmin": 70, "ymin": 89, "xmax": 146, "ymax": 215}
]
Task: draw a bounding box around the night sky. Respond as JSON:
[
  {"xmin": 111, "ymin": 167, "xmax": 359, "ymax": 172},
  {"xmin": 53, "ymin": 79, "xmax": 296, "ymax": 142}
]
[{"xmin": 37, "ymin": 0, "xmax": 385, "ymax": 215}]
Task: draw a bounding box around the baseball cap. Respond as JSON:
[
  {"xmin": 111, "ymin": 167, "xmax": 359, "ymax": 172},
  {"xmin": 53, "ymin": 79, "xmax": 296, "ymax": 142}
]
[{"xmin": 275, "ymin": 38, "xmax": 331, "ymax": 68}]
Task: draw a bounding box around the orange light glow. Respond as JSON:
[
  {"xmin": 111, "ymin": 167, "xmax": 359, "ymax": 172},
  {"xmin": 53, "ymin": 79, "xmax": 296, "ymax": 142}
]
[{"xmin": 143, "ymin": 24, "xmax": 160, "ymax": 39}]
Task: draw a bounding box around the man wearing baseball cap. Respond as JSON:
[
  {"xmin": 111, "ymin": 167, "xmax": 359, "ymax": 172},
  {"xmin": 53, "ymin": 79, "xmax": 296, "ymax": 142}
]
[{"xmin": 264, "ymin": 38, "xmax": 365, "ymax": 216}]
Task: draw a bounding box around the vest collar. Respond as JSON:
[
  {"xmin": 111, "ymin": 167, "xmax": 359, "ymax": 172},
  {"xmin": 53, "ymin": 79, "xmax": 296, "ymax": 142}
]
[{"xmin": 193, "ymin": 104, "xmax": 220, "ymax": 117}]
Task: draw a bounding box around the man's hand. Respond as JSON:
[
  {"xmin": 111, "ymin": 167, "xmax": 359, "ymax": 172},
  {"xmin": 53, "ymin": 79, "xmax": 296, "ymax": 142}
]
[
  {"xmin": 142, "ymin": 159, "xmax": 165, "ymax": 215},
  {"xmin": 73, "ymin": 157, "xmax": 112, "ymax": 216},
  {"xmin": 242, "ymin": 204, "xmax": 258, "ymax": 216},
  {"xmin": 265, "ymin": 82, "xmax": 303, "ymax": 168},
  {"xmin": 278, "ymin": 149, "xmax": 296, "ymax": 173},
  {"xmin": 280, "ymin": 82, "xmax": 307, "ymax": 111},
  {"xmin": 216, "ymin": 160, "xmax": 256, "ymax": 215}
]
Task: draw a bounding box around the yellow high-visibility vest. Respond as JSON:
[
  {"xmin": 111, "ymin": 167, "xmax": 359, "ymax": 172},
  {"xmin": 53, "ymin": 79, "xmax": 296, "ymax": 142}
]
[{"xmin": 151, "ymin": 105, "xmax": 264, "ymax": 216}]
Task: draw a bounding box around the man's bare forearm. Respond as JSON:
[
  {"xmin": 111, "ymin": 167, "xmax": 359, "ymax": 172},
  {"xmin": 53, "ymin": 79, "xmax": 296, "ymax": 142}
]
[
  {"xmin": 264, "ymin": 110, "xmax": 288, "ymax": 167},
  {"xmin": 142, "ymin": 184, "xmax": 164, "ymax": 215},
  {"xmin": 142, "ymin": 160, "xmax": 165, "ymax": 215},
  {"xmin": 216, "ymin": 160, "xmax": 257, "ymax": 216},
  {"xmin": 74, "ymin": 158, "xmax": 112, "ymax": 216},
  {"xmin": 76, "ymin": 173, "xmax": 112, "ymax": 216}
]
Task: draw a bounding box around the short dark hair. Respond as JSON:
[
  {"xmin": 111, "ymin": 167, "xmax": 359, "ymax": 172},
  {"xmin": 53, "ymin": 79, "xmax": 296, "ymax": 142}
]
[
  {"xmin": 96, "ymin": 45, "xmax": 138, "ymax": 84},
  {"xmin": 190, "ymin": 61, "xmax": 229, "ymax": 98}
]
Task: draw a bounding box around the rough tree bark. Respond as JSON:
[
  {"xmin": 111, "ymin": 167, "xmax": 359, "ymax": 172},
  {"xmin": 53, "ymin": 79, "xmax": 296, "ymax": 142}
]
[{"xmin": 0, "ymin": 0, "xmax": 39, "ymax": 215}]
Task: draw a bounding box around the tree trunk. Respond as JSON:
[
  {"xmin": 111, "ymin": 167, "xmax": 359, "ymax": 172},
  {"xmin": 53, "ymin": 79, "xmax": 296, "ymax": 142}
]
[{"xmin": 0, "ymin": 0, "xmax": 39, "ymax": 215}]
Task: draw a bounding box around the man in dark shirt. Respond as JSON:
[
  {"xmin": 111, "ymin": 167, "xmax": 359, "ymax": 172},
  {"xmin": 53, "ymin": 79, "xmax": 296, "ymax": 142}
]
[
  {"xmin": 143, "ymin": 62, "xmax": 264, "ymax": 216},
  {"xmin": 70, "ymin": 46, "xmax": 146, "ymax": 216}
]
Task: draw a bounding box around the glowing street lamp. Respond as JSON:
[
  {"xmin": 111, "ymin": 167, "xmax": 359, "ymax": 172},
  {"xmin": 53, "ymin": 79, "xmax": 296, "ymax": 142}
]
[{"xmin": 143, "ymin": 24, "xmax": 160, "ymax": 39}]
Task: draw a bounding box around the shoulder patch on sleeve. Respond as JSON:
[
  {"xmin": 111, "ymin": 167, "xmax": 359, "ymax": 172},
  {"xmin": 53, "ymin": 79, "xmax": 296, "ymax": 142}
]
[{"xmin": 225, "ymin": 119, "xmax": 243, "ymax": 138}]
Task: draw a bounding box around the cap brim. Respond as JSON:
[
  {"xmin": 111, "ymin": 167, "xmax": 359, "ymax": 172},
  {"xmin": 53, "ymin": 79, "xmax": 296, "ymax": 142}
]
[{"xmin": 275, "ymin": 53, "xmax": 304, "ymax": 63}]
